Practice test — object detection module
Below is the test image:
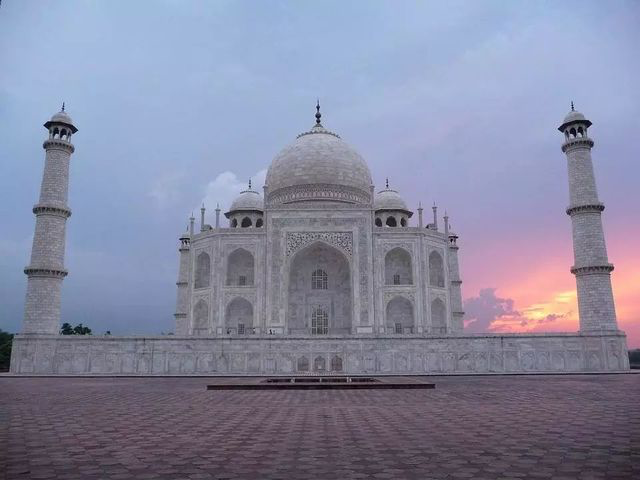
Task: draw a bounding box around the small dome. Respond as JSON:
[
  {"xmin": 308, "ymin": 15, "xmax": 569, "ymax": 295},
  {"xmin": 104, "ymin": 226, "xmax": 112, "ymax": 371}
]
[
  {"xmin": 558, "ymin": 105, "xmax": 591, "ymax": 132},
  {"xmin": 374, "ymin": 188, "xmax": 409, "ymax": 212},
  {"xmin": 563, "ymin": 110, "xmax": 586, "ymax": 124},
  {"xmin": 226, "ymin": 189, "xmax": 263, "ymax": 217},
  {"xmin": 44, "ymin": 107, "xmax": 78, "ymax": 133},
  {"xmin": 266, "ymin": 123, "xmax": 373, "ymax": 205},
  {"xmin": 51, "ymin": 110, "xmax": 74, "ymax": 124}
]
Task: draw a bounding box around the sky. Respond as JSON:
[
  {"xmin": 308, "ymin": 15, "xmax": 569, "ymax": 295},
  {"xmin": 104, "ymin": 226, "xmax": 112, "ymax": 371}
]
[{"xmin": 0, "ymin": 1, "xmax": 638, "ymax": 347}]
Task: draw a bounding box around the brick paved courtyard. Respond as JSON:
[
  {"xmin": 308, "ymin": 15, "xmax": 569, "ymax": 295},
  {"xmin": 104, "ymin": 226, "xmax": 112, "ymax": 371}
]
[{"xmin": 1, "ymin": 375, "xmax": 638, "ymax": 480}]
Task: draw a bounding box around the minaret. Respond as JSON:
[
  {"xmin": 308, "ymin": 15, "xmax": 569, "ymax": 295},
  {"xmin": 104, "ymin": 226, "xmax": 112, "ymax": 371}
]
[
  {"xmin": 447, "ymin": 226, "xmax": 464, "ymax": 333},
  {"xmin": 174, "ymin": 229, "xmax": 191, "ymax": 335},
  {"xmin": 559, "ymin": 105, "xmax": 617, "ymax": 331},
  {"xmin": 23, "ymin": 106, "xmax": 78, "ymax": 334}
]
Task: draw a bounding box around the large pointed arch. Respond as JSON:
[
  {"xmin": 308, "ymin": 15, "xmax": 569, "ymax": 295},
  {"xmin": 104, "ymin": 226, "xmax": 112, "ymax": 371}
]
[{"xmin": 287, "ymin": 241, "xmax": 352, "ymax": 335}]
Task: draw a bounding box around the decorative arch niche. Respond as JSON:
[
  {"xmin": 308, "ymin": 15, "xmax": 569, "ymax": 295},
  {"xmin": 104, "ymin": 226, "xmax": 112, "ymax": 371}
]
[
  {"xmin": 384, "ymin": 247, "xmax": 413, "ymax": 285},
  {"xmin": 287, "ymin": 241, "xmax": 351, "ymax": 335},
  {"xmin": 194, "ymin": 252, "xmax": 211, "ymax": 288},
  {"xmin": 429, "ymin": 251, "xmax": 445, "ymax": 288},
  {"xmin": 226, "ymin": 248, "xmax": 254, "ymax": 286},
  {"xmin": 225, "ymin": 297, "xmax": 253, "ymax": 334},
  {"xmin": 431, "ymin": 297, "xmax": 447, "ymax": 334},
  {"xmin": 386, "ymin": 296, "xmax": 414, "ymax": 333},
  {"xmin": 192, "ymin": 299, "xmax": 209, "ymax": 336}
]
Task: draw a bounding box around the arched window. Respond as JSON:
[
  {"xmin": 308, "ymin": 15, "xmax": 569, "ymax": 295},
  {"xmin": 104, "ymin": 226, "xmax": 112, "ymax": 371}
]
[
  {"xmin": 256, "ymin": 218, "xmax": 263, "ymax": 228},
  {"xmin": 297, "ymin": 356, "xmax": 309, "ymax": 372},
  {"xmin": 193, "ymin": 299, "xmax": 209, "ymax": 336},
  {"xmin": 226, "ymin": 248, "xmax": 254, "ymax": 286},
  {"xmin": 241, "ymin": 217, "xmax": 252, "ymax": 228},
  {"xmin": 400, "ymin": 217, "xmax": 407, "ymax": 227},
  {"xmin": 385, "ymin": 248, "xmax": 412, "ymax": 285},
  {"xmin": 53, "ymin": 127, "xmax": 59, "ymax": 138},
  {"xmin": 431, "ymin": 298, "xmax": 447, "ymax": 334},
  {"xmin": 375, "ymin": 217, "xmax": 382, "ymax": 227},
  {"xmin": 429, "ymin": 251, "xmax": 445, "ymax": 288},
  {"xmin": 314, "ymin": 355, "xmax": 326, "ymax": 371},
  {"xmin": 569, "ymin": 127, "xmax": 577, "ymax": 138},
  {"xmin": 311, "ymin": 269, "xmax": 328, "ymax": 290},
  {"xmin": 311, "ymin": 307, "xmax": 328, "ymax": 334},
  {"xmin": 194, "ymin": 252, "xmax": 210, "ymax": 289},
  {"xmin": 577, "ymin": 126, "xmax": 584, "ymax": 137},
  {"xmin": 231, "ymin": 218, "xmax": 238, "ymax": 228},
  {"xmin": 386, "ymin": 216, "xmax": 397, "ymax": 227},
  {"xmin": 331, "ymin": 355, "xmax": 343, "ymax": 372}
]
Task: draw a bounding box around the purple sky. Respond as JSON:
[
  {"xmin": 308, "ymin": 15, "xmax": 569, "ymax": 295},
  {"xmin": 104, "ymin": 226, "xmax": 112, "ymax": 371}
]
[{"xmin": 1, "ymin": 1, "xmax": 638, "ymax": 343}]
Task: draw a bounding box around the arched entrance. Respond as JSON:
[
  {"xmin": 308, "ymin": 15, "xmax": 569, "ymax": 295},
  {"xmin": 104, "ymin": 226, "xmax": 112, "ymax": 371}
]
[{"xmin": 287, "ymin": 242, "xmax": 351, "ymax": 335}]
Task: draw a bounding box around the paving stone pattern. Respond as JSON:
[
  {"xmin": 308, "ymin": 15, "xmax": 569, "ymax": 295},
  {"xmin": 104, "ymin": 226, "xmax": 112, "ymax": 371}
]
[{"xmin": 1, "ymin": 375, "xmax": 639, "ymax": 479}]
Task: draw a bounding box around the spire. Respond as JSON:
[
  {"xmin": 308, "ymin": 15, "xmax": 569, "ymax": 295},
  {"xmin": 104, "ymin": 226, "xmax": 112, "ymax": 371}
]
[
  {"xmin": 215, "ymin": 203, "xmax": 221, "ymax": 229},
  {"xmin": 432, "ymin": 202, "xmax": 438, "ymax": 231},
  {"xmin": 61, "ymin": 102, "xmax": 65, "ymax": 112},
  {"xmin": 385, "ymin": 178, "xmax": 389, "ymax": 189},
  {"xmin": 571, "ymin": 101, "xmax": 575, "ymax": 112},
  {"xmin": 315, "ymin": 99, "xmax": 322, "ymax": 125},
  {"xmin": 248, "ymin": 178, "xmax": 252, "ymax": 190}
]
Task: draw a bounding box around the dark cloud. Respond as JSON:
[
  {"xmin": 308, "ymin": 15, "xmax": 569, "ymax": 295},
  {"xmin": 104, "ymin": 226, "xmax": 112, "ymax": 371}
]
[
  {"xmin": 537, "ymin": 313, "xmax": 565, "ymax": 324},
  {"xmin": 464, "ymin": 289, "xmax": 568, "ymax": 332},
  {"xmin": 463, "ymin": 288, "xmax": 521, "ymax": 333}
]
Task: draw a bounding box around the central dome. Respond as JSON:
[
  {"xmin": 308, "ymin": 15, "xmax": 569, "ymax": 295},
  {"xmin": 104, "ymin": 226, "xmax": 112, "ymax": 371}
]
[{"xmin": 265, "ymin": 115, "xmax": 372, "ymax": 205}]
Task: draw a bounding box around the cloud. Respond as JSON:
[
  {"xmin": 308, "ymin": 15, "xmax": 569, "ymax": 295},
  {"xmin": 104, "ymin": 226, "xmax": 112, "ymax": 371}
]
[
  {"xmin": 200, "ymin": 168, "xmax": 267, "ymax": 220},
  {"xmin": 464, "ymin": 288, "xmax": 569, "ymax": 333},
  {"xmin": 463, "ymin": 288, "xmax": 522, "ymax": 333}
]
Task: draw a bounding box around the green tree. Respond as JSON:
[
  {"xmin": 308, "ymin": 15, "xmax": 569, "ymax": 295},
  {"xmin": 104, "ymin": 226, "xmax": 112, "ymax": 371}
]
[
  {"xmin": 60, "ymin": 322, "xmax": 74, "ymax": 335},
  {"xmin": 60, "ymin": 323, "xmax": 92, "ymax": 335},
  {"xmin": 0, "ymin": 329, "xmax": 14, "ymax": 372},
  {"xmin": 73, "ymin": 324, "xmax": 92, "ymax": 335}
]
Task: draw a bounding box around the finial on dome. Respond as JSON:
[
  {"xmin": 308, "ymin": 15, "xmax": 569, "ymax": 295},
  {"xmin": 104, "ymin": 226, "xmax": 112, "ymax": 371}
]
[
  {"xmin": 385, "ymin": 178, "xmax": 389, "ymax": 189},
  {"xmin": 315, "ymin": 99, "xmax": 322, "ymax": 125},
  {"xmin": 571, "ymin": 101, "xmax": 574, "ymax": 112},
  {"xmin": 61, "ymin": 102, "xmax": 65, "ymax": 112}
]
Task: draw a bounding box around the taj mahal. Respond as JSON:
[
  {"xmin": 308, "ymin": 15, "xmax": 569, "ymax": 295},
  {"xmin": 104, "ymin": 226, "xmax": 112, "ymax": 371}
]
[{"xmin": 9, "ymin": 102, "xmax": 630, "ymax": 375}]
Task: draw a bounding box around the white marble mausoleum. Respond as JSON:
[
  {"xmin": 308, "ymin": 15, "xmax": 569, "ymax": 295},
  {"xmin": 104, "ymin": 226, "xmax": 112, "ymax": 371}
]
[{"xmin": 9, "ymin": 103, "xmax": 630, "ymax": 375}]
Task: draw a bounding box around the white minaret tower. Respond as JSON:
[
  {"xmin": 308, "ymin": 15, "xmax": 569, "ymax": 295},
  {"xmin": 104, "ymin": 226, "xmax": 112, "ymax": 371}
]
[
  {"xmin": 23, "ymin": 105, "xmax": 78, "ymax": 334},
  {"xmin": 174, "ymin": 229, "xmax": 191, "ymax": 335},
  {"xmin": 559, "ymin": 104, "xmax": 618, "ymax": 332}
]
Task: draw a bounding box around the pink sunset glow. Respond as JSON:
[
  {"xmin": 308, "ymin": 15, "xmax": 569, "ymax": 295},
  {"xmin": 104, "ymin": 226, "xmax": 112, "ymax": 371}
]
[{"xmin": 463, "ymin": 223, "xmax": 640, "ymax": 348}]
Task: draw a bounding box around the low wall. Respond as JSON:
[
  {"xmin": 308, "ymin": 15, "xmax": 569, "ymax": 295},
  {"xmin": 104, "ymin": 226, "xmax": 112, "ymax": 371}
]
[{"xmin": 10, "ymin": 332, "xmax": 629, "ymax": 375}]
